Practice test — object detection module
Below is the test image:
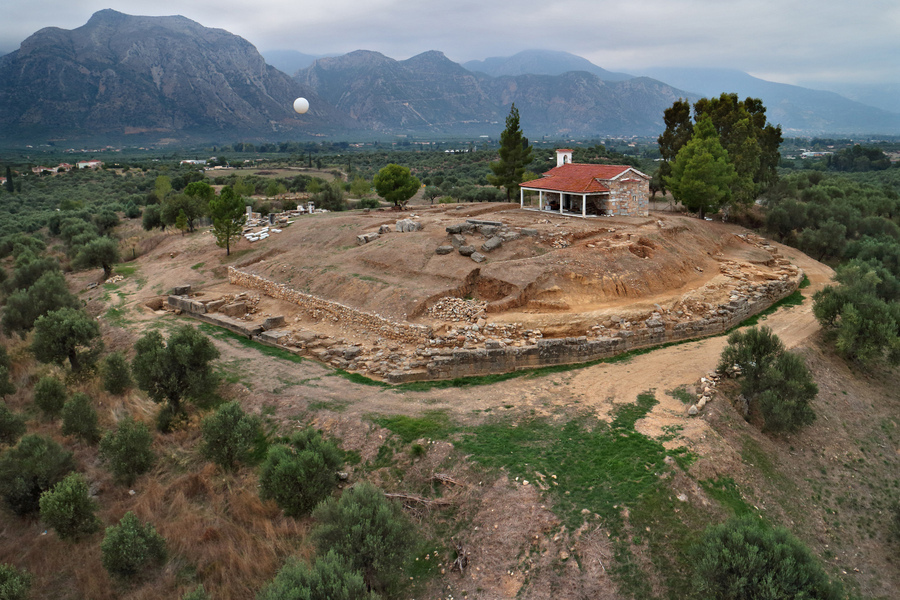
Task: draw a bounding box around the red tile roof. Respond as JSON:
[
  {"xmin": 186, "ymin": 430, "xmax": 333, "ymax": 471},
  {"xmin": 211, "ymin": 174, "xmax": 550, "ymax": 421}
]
[{"xmin": 520, "ymin": 164, "xmax": 647, "ymax": 194}]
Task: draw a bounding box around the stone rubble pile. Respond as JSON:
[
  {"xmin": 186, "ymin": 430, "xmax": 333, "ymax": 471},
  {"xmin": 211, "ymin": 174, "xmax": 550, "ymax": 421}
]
[{"xmin": 426, "ymin": 297, "xmax": 488, "ymax": 322}]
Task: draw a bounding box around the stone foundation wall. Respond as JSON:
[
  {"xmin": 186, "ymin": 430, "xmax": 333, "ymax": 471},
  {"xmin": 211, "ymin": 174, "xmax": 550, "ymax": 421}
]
[
  {"xmin": 404, "ymin": 272, "xmax": 803, "ymax": 383},
  {"xmin": 228, "ymin": 267, "xmax": 432, "ymax": 344}
]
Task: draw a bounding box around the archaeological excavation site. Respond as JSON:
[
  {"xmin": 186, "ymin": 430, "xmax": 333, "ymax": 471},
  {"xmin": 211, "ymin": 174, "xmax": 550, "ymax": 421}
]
[{"xmin": 155, "ymin": 202, "xmax": 803, "ymax": 382}]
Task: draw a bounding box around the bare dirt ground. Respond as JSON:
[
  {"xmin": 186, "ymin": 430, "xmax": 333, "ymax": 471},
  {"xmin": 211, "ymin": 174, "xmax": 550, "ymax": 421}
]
[{"xmin": 82, "ymin": 206, "xmax": 900, "ymax": 599}]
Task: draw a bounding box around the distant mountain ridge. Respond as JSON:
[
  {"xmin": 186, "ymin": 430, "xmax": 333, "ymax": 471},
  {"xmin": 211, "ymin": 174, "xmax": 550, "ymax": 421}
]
[
  {"xmin": 0, "ymin": 9, "xmax": 350, "ymax": 143},
  {"xmin": 637, "ymin": 67, "xmax": 900, "ymax": 135},
  {"xmin": 1, "ymin": 11, "xmax": 897, "ymax": 145},
  {"xmin": 463, "ymin": 50, "xmax": 633, "ymax": 81},
  {"xmin": 295, "ymin": 49, "xmax": 693, "ymax": 136}
]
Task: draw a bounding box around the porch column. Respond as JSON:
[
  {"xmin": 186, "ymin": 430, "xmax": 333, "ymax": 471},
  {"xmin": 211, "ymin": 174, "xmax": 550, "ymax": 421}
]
[
  {"xmin": 582, "ymin": 194, "xmax": 587, "ymax": 217},
  {"xmin": 538, "ymin": 191, "xmax": 543, "ymax": 211},
  {"xmin": 520, "ymin": 187, "xmax": 524, "ymax": 208},
  {"xmin": 559, "ymin": 193, "xmax": 564, "ymax": 215}
]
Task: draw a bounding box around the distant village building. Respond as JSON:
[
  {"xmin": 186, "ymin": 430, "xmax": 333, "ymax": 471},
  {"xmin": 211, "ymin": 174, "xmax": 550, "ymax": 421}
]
[
  {"xmin": 180, "ymin": 159, "xmax": 208, "ymax": 165},
  {"xmin": 519, "ymin": 149, "xmax": 650, "ymax": 217},
  {"xmin": 76, "ymin": 160, "xmax": 103, "ymax": 169}
]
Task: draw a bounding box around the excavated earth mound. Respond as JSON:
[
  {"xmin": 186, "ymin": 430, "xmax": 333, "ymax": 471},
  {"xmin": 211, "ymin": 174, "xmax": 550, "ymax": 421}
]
[{"xmin": 169, "ymin": 203, "xmax": 801, "ymax": 381}]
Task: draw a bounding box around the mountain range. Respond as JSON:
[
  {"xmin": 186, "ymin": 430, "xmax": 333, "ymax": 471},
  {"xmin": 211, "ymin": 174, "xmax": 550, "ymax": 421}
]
[{"xmin": 0, "ymin": 10, "xmax": 897, "ymax": 146}]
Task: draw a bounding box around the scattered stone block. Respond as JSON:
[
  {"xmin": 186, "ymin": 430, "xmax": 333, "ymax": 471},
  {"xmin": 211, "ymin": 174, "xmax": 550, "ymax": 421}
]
[
  {"xmin": 481, "ymin": 236, "xmax": 503, "ymax": 252},
  {"xmin": 378, "ymin": 224, "xmax": 392, "ymax": 234},
  {"xmin": 206, "ymin": 299, "xmax": 226, "ymax": 313},
  {"xmin": 435, "ymin": 245, "xmax": 454, "ymax": 255},
  {"xmin": 449, "ymin": 233, "xmax": 466, "ymax": 248},
  {"xmin": 172, "ymin": 284, "xmax": 192, "ymax": 296},
  {"xmin": 221, "ymin": 302, "xmax": 247, "ymax": 317},
  {"xmin": 521, "ymin": 228, "xmax": 538, "ymax": 236},
  {"xmin": 263, "ymin": 316, "xmax": 285, "ymax": 330},
  {"xmin": 356, "ymin": 232, "xmax": 380, "ymax": 245},
  {"xmin": 396, "ymin": 219, "xmax": 423, "ymax": 232},
  {"xmin": 470, "ymin": 252, "xmax": 486, "ymax": 263},
  {"xmin": 458, "ymin": 245, "xmax": 476, "ymax": 257}
]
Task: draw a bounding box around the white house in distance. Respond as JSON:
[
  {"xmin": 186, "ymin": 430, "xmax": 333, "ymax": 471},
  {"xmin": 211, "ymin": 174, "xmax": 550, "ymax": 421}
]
[{"xmin": 519, "ymin": 149, "xmax": 651, "ymax": 217}]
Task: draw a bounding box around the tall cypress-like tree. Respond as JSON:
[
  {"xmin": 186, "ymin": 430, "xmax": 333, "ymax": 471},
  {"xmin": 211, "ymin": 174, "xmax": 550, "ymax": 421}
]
[
  {"xmin": 4, "ymin": 166, "xmax": 14, "ymax": 193},
  {"xmin": 209, "ymin": 187, "xmax": 246, "ymax": 256},
  {"xmin": 488, "ymin": 104, "xmax": 533, "ymax": 201},
  {"xmin": 665, "ymin": 116, "xmax": 740, "ymax": 219}
]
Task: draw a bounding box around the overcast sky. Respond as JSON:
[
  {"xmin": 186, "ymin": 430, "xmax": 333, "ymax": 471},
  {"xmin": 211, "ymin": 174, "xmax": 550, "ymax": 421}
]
[{"xmin": 3, "ymin": 0, "xmax": 899, "ymax": 90}]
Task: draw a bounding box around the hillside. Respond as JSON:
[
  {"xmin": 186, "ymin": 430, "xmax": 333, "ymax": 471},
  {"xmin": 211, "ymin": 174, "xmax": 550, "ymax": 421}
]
[
  {"xmin": 2, "ymin": 199, "xmax": 894, "ymax": 598},
  {"xmin": 0, "ymin": 10, "xmax": 350, "ymax": 144}
]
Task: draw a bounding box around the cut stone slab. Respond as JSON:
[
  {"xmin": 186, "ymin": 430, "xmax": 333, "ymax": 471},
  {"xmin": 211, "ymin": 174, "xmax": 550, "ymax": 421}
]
[
  {"xmin": 263, "ymin": 316, "xmax": 285, "ymax": 330},
  {"xmin": 481, "ymin": 236, "xmax": 503, "ymax": 252},
  {"xmin": 356, "ymin": 232, "xmax": 380, "ymax": 245},
  {"xmin": 470, "ymin": 252, "xmax": 486, "ymax": 263},
  {"xmin": 449, "ymin": 233, "xmax": 466, "ymax": 248},
  {"xmin": 221, "ymin": 302, "xmax": 247, "ymax": 317},
  {"xmin": 435, "ymin": 245, "xmax": 454, "ymax": 255},
  {"xmin": 396, "ymin": 219, "xmax": 423, "ymax": 232},
  {"xmin": 172, "ymin": 284, "xmax": 192, "ymax": 296},
  {"xmin": 458, "ymin": 245, "xmax": 476, "ymax": 257}
]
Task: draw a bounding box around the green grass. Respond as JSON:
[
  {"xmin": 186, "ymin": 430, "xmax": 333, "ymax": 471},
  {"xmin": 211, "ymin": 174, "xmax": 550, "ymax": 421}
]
[
  {"xmin": 197, "ymin": 323, "xmax": 305, "ymax": 364},
  {"xmin": 373, "ymin": 411, "xmax": 452, "ymax": 444},
  {"xmin": 700, "ymin": 477, "xmax": 756, "ymax": 516},
  {"xmin": 667, "ymin": 386, "xmax": 694, "ymax": 405},
  {"xmin": 307, "ymin": 399, "xmax": 350, "ymax": 412},
  {"xmin": 113, "ymin": 264, "xmax": 137, "ymax": 276},
  {"xmin": 190, "ymin": 262, "xmax": 205, "ymax": 270}
]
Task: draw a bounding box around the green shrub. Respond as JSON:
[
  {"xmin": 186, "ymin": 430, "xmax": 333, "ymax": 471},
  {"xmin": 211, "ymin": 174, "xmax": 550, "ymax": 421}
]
[
  {"xmin": 719, "ymin": 327, "xmax": 818, "ymax": 433},
  {"xmin": 0, "ymin": 403, "xmax": 26, "ymax": 446},
  {"xmin": 259, "ymin": 428, "xmax": 342, "ymax": 517},
  {"xmin": 258, "ymin": 550, "xmax": 376, "ymax": 600},
  {"xmin": 718, "ymin": 326, "xmax": 784, "ymax": 397},
  {"xmin": 757, "ymin": 352, "xmax": 818, "ymax": 432},
  {"xmin": 61, "ymin": 392, "xmax": 100, "ymax": 444},
  {"xmin": 99, "ymin": 418, "xmax": 155, "ymax": 485},
  {"xmin": 33, "ymin": 376, "xmax": 67, "ymax": 417},
  {"xmin": 0, "ymin": 346, "xmax": 13, "ymax": 398},
  {"xmin": 39, "ymin": 472, "xmax": 100, "ymax": 540},
  {"xmin": 0, "ymin": 434, "xmax": 75, "ymax": 515},
  {"xmin": 0, "ymin": 563, "xmax": 31, "ymax": 600},
  {"xmin": 311, "ymin": 482, "xmax": 416, "ymax": 594},
  {"xmin": 101, "ymin": 512, "xmax": 167, "ymax": 579},
  {"xmin": 200, "ymin": 401, "xmax": 262, "ymax": 471},
  {"xmin": 102, "ymin": 352, "xmax": 133, "ymax": 395},
  {"xmin": 693, "ymin": 516, "xmax": 842, "ymax": 599},
  {"xmin": 356, "ymin": 197, "xmax": 380, "ymax": 210}
]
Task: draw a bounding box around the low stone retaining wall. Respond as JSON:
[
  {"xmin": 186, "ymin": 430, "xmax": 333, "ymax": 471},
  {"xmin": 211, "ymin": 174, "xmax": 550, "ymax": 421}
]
[
  {"xmin": 412, "ymin": 272, "xmax": 802, "ymax": 383},
  {"xmin": 228, "ymin": 267, "xmax": 432, "ymax": 344}
]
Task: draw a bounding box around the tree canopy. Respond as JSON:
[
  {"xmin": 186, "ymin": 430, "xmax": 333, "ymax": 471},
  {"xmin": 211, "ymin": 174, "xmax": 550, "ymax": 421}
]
[
  {"xmin": 131, "ymin": 325, "xmax": 219, "ymax": 418},
  {"xmin": 658, "ymin": 93, "xmax": 782, "ymax": 207},
  {"xmin": 665, "ymin": 116, "xmax": 740, "ymax": 219},
  {"xmin": 373, "ymin": 164, "xmax": 420, "ymax": 208},
  {"xmin": 31, "ymin": 307, "xmax": 103, "ymax": 372},
  {"xmin": 487, "ymin": 103, "xmax": 533, "ymax": 201},
  {"xmin": 208, "ymin": 186, "xmax": 246, "ymax": 256}
]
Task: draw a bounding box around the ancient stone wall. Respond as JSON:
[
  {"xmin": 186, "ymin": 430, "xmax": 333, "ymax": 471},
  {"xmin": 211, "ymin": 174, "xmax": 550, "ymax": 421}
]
[
  {"xmin": 410, "ymin": 272, "xmax": 802, "ymax": 383},
  {"xmin": 228, "ymin": 267, "xmax": 432, "ymax": 344},
  {"xmin": 161, "ymin": 263, "xmax": 808, "ymax": 384}
]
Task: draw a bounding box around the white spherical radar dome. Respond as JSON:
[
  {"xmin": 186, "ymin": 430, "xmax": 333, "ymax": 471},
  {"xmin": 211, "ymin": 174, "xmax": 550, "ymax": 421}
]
[{"xmin": 293, "ymin": 98, "xmax": 309, "ymax": 114}]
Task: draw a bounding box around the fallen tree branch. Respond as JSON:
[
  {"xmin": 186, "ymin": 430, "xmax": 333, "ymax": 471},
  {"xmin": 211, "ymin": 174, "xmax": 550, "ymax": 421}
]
[
  {"xmin": 385, "ymin": 492, "xmax": 453, "ymax": 508},
  {"xmin": 432, "ymin": 473, "xmax": 465, "ymax": 487}
]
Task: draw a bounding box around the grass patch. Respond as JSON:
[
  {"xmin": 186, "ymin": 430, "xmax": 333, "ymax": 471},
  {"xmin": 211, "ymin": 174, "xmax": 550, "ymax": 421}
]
[
  {"xmin": 700, "ymin": 477, "xmax": 755, "ymax": 516},
  {"xmin": 456, "ymin": 393, "xmax": 667, "ymax": 530},
  {"xmin": 113, "ymin": 264, "xmax": 137, "ymax": 276},
  {"xmin": 374, "ymin": 411, "xmax": 452, "ymax": 443},
  {"xmin": 667, "ymin": 386, "xmax": 694, "ymax": 405},
  {"xmin": 191, "ymin": 262, "xmax": 205, "ymax": 270},
  {"xmin": 307, "ymin": 399, "xmax": 350, "ymax": 412},
  {"xmin": 197, "ymin": 322, "xmax": 304, "ymax": 364}
]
